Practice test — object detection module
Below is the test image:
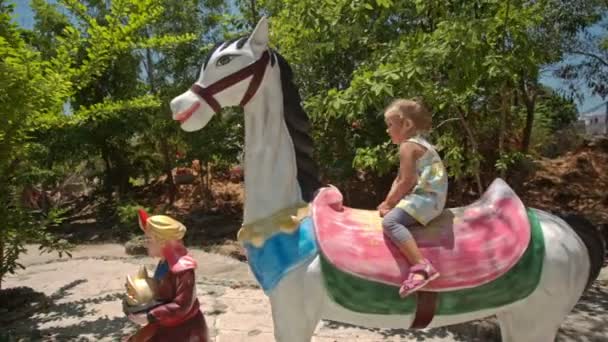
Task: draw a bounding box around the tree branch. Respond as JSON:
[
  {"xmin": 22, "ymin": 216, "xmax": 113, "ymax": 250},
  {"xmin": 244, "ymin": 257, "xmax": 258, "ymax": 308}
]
[
  {"xmin": 250, "ymin": 0, "xmax": 258, "ymax": 26},
  {"xmin": 456, "ymin": 106, "xmax": 484, "ymax": 195},
  {"xmin": 568, "ymin": 50, "xmax": 608, "ymax": 68}
]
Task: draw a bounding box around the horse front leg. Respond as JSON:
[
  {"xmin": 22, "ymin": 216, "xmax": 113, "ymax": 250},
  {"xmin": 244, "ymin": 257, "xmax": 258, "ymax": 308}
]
[{"xmin": 268, "ymin": 259, "xmax": 322, "ymax": 342}]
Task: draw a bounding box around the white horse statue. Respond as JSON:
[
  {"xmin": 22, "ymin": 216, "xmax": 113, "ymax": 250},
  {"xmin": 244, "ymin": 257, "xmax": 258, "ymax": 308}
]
[{"xmin": 170, "ymin": 17, "xmax": 605, "ymax": 342}]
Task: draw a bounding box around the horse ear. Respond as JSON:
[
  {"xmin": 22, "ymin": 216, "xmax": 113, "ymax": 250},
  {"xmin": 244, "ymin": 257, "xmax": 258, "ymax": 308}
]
[
  {"xmin": 247, "ymin": 16, "xmax": 269, "ymax": 55},
  {"xmin": 138, "ymin": 209, "xmax": 149, "ymax": 232}
]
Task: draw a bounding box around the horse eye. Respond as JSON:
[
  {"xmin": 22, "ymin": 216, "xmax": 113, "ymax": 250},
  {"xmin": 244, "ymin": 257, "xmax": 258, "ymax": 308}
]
[{"xmin": 216, "ymin": 55, "xmax": 233, "ymax": 66}]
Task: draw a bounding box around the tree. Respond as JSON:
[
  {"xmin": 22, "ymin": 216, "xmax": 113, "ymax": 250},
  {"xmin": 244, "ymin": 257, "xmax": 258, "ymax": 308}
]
[
  {"xmin": 0, "ymin": 0, "xmax": 73, "ymax": 288},
  {"xmin": 259, "ymin": 0, "xmax": 606, "ymax": 200},
  {"xmin": 0, "ymin": 0, "xmax": 192, "ymax": 289},
  {"xmin": 517, "ymin": 0, "xmax": 605, "ymax": 152},
  {"xmin": 558, "ymin": 25, "xmax": 608, "ymax": 101},
  {"xmin": 136, "ymin": 0, "xmax": 240, "ymax": 204}
]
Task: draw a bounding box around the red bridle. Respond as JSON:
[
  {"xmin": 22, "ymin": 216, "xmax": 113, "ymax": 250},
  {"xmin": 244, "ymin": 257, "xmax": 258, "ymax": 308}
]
[{"xmin": 190, "ymin": 50, "xmax": 271, "ymax": 114}]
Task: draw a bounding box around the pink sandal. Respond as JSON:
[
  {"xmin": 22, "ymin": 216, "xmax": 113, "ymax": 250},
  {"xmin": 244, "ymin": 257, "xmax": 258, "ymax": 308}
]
[{"xmin": 399, "ymin": 260, "xmax": 439, "ymax": 298}]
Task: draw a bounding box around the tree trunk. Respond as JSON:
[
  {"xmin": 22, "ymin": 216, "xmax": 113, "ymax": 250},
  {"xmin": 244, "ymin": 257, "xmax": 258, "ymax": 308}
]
[
  {"xmin": 160, "ymin": 138, "xmax": 177, "ymax": 204},
  {"xmin": 110, "ymin": 149, "xmax": 131, "ymax": 198},
  {"xmin": 206, "ymin": 161, "xmax": 213, "ymax": 203},
  {"xmin": 498, "ymin": 1, "xmax": 511, "ymax": 179},
  {"xmin": 101, "ymin": 146, "xmax": 113, "ymax": 199},
  {"xmin": 250, "ymin": 0, "xmax": 258, "ymax": 26},
  {"xmin": 519, "ymin": 78, "xmax": 537, "ymax": 153},
  {"xmin": 498, "ymin": 86, "xmax": 511, "ymax": 179},
  {"xmin": 199, "ymin": 161, "xmax": 213, "ymax": 206},
  {"xmin": 456, "ymin": 107, "xmax": 484, "ymax": 195},
  {"xmin": 0, "ymin": 236, "xmax": 4, "ymax": 290},
  {"xmin": 145, "ymin": 43, "xmax": 155, "ymax": 93},
  {"xmin": 143, "ymin": 32, "xmax": 176, "ymax": 202},
  {"xmin": 521, "ymin": 101, "xmax": 535, "ymax": 153},
  {"xmin": 199, "ymin": 164, "xmax": 208, "ymax": 204}
]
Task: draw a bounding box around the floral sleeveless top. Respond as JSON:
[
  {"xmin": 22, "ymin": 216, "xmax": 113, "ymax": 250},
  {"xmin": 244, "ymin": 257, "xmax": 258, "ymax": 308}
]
[{"xmin": 395, "ymin": 136, "xmax": 448, "ymax": 225}]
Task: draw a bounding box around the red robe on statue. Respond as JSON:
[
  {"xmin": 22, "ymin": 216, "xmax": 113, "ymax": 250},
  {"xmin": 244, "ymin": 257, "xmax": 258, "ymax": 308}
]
[{"xmin": 128, "ymin": 244, "xmax": 208, "ymax": 342}]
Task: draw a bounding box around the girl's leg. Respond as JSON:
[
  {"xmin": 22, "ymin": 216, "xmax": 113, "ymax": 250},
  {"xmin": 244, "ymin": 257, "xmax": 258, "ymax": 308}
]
[
  {"xmin": 382, "ymin": 208, "xmax": 423, "ymax": 262},
  {"xmin": 382, "ymin": 208, "xmax": 439, "ymax": 297}
]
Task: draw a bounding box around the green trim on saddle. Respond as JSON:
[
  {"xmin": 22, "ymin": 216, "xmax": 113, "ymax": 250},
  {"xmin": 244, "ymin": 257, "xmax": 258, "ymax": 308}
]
[{"xmin": 319, "ymin": 209, "xmax": 545, "ymax": 315}]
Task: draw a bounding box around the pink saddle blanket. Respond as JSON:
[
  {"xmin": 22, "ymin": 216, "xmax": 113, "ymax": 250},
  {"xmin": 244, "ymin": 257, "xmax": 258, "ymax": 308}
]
[{"xmin": 312, "ymin": 178, "xmax": 531, "ymax": 291}]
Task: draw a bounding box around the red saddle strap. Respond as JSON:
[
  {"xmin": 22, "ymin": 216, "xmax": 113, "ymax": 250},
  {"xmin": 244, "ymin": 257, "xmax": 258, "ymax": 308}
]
[{"xmin": 410, "ymin": 291, "xmax": 438, "ymax": 329}]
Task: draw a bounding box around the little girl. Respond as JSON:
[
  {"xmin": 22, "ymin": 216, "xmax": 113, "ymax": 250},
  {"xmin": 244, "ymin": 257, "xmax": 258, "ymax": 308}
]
[{"xmin": 378, "ymin": 99, "xmax": 448, "ymax": 298}]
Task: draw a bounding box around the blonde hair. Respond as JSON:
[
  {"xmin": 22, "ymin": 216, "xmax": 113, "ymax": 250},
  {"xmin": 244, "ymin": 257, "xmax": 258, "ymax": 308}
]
[
  {"xmin": 145, "ymin": 215, "xmax": 186, "ymax": 243},
  {"xmin": 384, "ymin": 98, "xmax": 432, "ymax": 133}
]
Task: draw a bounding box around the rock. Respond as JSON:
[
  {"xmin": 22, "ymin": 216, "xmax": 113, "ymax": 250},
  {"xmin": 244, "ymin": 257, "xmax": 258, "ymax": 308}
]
[
  {"xmin": 124, "ymin": 235, "xmax": 147, "ymax": 256},
  {"xmin": 186, "ymin": 214, "xmax": 240, "ymax": 239},
  {"xmin": 562, "ymin": 169, "xmax": 584, "ymax": 183},
  {"xmin": 575, "ymin": 156, "xmax": 598, "ymax": 177},
  {"xmin": 588, "ymin": 137, "xmax": 608, "ymax": 152},
  {"xmin": 0, "ymin": 287, "xmax": 49, "ymax": 325},
  {"xmin": 208, "ymin": 302, "xmax": 228, "ymax": 315},
  {"xmin": 528, "ymin": 176, "xmax": 558, "ymax": 188},
  {"xmin": 555, "ymin": 189, "xmax": 576, "ymax": 203},
  {"xmin": 205, "ymin": 242, "xmax": 246, "ymax": 261},
  {"xmin": 174, "ymin": 173, "xmax": 196, "ymax": 185},
  {"xmin": 447, "ymin": 318, "xmax": 500, "ymax": 341}
]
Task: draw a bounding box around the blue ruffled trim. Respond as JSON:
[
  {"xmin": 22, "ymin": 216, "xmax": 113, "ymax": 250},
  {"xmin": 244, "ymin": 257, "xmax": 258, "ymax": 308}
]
[{"xmin": 244, "ymin": 217, "xmax": 318, "ymax": 292}]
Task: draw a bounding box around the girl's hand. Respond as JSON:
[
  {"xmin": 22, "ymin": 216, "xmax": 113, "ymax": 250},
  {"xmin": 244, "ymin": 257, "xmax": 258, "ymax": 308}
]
[
  {"xmin": 379, "ymin": 208, "xmax": 390, "ymax": 217},
  {"xmin": 377, "ymin": 202, "xmax": 391, "ymax": 217}
]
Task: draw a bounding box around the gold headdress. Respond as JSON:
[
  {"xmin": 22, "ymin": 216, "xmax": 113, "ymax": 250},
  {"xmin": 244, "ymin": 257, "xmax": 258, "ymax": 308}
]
[{"xmin": 138, "ymin": 209, "xmax": 186, "ymax": 243}]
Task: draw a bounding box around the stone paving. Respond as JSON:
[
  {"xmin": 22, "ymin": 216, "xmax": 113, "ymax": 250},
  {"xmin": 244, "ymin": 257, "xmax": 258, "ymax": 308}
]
[{"xmin": 3, "ymin": 244, "xmax": 607, "ymax": 341}]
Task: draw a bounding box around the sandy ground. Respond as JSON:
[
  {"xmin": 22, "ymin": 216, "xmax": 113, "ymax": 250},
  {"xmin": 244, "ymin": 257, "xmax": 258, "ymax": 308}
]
[{"xmin": 2, "ymin": 244, "xmax": 607, "ymax": 342}]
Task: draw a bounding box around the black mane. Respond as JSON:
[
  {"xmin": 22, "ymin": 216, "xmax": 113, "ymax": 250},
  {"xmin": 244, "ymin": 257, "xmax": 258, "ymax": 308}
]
[{"xmin": 274, "ymin": 51, "xmax": 321, "ymax": 202}]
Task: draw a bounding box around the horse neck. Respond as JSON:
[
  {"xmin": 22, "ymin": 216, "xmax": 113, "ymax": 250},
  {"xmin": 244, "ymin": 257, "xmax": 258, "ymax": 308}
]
[{"xmin": 242, "ymin": 68, "xmax": 302, "ymax": 224}]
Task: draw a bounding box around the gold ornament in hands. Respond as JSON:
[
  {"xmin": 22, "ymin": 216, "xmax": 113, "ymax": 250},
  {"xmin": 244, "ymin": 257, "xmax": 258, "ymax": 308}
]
[{"xmin": 124, "ymin": 265, "xmax": 159, "ymax": 313}]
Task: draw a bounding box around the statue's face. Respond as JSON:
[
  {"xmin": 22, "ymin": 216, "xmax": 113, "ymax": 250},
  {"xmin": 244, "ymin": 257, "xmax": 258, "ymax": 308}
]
[{"xmin": 146, "ymin": 235, "xmax": 163, "ymax": 258}]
